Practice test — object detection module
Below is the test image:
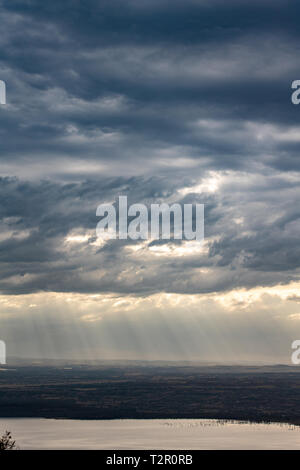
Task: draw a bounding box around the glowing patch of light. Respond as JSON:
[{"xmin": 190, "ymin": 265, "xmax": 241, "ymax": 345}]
[
  {"xmin": 216, "ymin": 282, "xmax": 300, "ymax": 311},
  {"xmin": 288, "ymin": 313, "xmax": 300, "ymax": 321},
  {"xmin": 65, "ymin": 235, "xmax": 90, "ymax": 243},
  {"xmin": 148, "ymin": 240, "xmax": 208, "ymax": 257},
  {"xmin": 178, "ymin": 171, "xmax": 224, "ymax": 196}
]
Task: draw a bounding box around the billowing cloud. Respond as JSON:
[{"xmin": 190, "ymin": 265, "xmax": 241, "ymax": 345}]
[{"xmin": 0, "ymin": 0, "xmax": 300, "ymax": 361}]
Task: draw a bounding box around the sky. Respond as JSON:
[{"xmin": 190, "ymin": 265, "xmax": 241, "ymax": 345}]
[{"xmin": 0, "ymin": 0, "xmax": 300, "ymax": 363}]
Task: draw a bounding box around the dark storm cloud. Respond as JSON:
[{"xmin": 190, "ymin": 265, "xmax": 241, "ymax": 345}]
[
  {"xmin": 0, "ymin": 0, "xmax": 300, "ymax": 296},
  {"xmin": 1, "ymin": 0, "xmax": 300, "ymax": 175},
  {"xmin": 0, "ymin": 172, "xmax": 299, "ymax": 296}
]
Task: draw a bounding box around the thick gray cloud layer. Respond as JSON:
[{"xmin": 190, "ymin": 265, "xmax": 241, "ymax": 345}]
[
  {"xmin": 0, "ymin": 0, "xmax": 299, "ymax": 298},
  {"xmin": 0, "ymin": 171, "xmax": 299, "ymax": 296}
]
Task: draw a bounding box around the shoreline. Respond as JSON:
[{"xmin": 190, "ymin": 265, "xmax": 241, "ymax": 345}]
[{"xmin": 1, "ymin": 416, "xmax": 299, "ymax": 427}]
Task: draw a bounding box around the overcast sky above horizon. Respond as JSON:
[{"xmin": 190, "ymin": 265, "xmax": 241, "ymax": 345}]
[{"xmin": 1, "ymin": 0, "xmax": 300, "ymax": 362}]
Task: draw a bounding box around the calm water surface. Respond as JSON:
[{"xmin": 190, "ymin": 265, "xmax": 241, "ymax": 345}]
[{"xmin": 0, "ymin": 418, "xmax": 299, "ymax": 450}]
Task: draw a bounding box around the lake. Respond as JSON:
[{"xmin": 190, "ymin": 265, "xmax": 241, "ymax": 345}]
[{"xmin": 0, "ymin": 418, "xmax": 299, "ymax": 450}]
